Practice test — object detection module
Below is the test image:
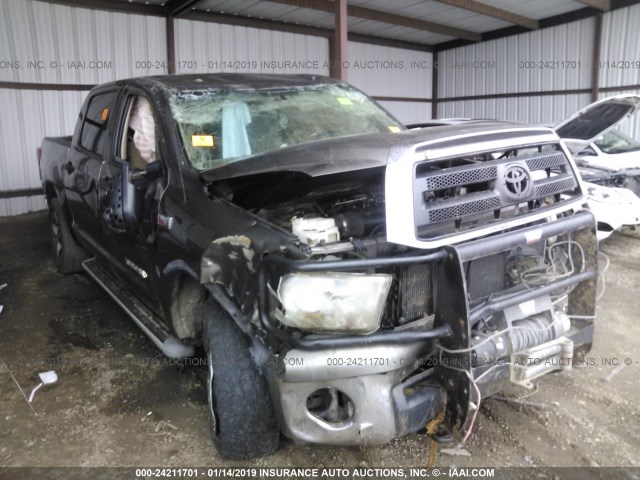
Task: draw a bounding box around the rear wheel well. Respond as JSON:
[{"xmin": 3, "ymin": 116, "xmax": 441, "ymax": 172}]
[
  {"xmin": 44, "ymin": 182, "xmax": 57, "ymax": 202},
  {"xmin": 44, "ymin": 183, "xmax": 73, "ymax": 228}
]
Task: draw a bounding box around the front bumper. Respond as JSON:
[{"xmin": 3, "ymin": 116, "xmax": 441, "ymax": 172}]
[
  {"xmin": 259, "ymin": 210, "xmax": 598, "ymax": 444},
  {"xmin": 264, "ymin": 343, "xmax": 446, "ymax": 445}
]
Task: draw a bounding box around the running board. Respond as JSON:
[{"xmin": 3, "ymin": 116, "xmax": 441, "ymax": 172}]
[{"xmin": 82, "ymin": 258, "xmax": 194, "ymax": 359}]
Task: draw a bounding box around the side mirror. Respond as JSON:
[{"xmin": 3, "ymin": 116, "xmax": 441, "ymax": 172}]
[
  {"xmin": 131, "ymin": 161, "xmax": 162, "ymax": 181},
  {"xmin": 121, "ymin": 162, "xmax": 139, "ymax": 231},
  {"xmin": 104, "ymin": 161, "xmax": 139, "ymax": 232},
  {"xmin": 578, "ymin": 147, "xmax": 597, "ymax": 157}
]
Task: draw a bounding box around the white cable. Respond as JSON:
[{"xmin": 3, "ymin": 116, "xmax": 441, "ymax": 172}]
[
  {"xmin": 596, "ymin": 251, "xmax": 609, "ymax": 302},
  {"xmin": 28, "ymin": 382, "xmax": 43, "ymax": 403},
  {"xmin": 435, "ymin": 361, "xmax": 483, "ymax": 444},
  {"xmin": 521, "ymin": 240, "xmax": 586, "ymax": 294},
  {"xmin": 462, "ymin": 369, "xmax": 481, "ymax": 444}
]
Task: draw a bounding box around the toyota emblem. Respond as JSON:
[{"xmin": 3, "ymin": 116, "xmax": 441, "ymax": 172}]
[{"xmin": 504, "ymin": 165, "xmax": 530, "ymax": 197}]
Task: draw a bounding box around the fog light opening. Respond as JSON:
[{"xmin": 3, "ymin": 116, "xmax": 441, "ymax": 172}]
[
  {"xmin": 306, "ymin": 388, "xmax": 354, "ymax": 424},
  {"xmin": 596, "ymin": 222, "xmax": 614, "ymax": 232}
]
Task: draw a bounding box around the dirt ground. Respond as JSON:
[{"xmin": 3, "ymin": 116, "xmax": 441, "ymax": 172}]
[{"xmin": 0, "ymin": 212, "xmax": 639, "ymax": 473}]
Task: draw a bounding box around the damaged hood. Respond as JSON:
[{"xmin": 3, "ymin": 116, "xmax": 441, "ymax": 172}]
[
  {"xmin": 200, "ymin": 121, "xmax": 531, "ymax": 182},
  {"xmin": 200, "ymin": 132, "xmax": 395, "ymax": 182},
  {"xmin": 554, "ymin": 94, "xmax": 640, "ymax": 153}
]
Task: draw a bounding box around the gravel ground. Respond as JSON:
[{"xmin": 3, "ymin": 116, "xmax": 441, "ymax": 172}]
[{"xmin": 0, "ymin": 212, "xmax": 638, "ymax": 474}]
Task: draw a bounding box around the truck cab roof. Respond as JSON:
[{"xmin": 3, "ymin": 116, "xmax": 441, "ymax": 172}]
[{"xmin": 111, "ymin": 73, "xmax": 343, "ymax": 93}]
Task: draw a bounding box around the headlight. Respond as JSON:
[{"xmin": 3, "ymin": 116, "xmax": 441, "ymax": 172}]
[{"xmin": 276, "ymin": 272, "xmax": 392, "ymax": 334}]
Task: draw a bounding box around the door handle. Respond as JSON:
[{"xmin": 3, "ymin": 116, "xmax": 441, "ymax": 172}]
[{"xmin": 63, "ymin": 161, "xmax": 75, "ymax": 174}]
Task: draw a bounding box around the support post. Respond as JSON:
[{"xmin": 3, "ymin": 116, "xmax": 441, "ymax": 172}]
[
  {"xmin": 591, "ymin": 14, "xmax": 603, "ymax": 102},
  {"xmin": 167, "ymin": 15, "xmax": 176, "ymax": 75},
  {"xmin": 432, "ymin": 51, "xmax": 439, "ymax": 119},
  {"xmin": 334, "ymin": 0, "xmax": 347, "ymax": 81}
]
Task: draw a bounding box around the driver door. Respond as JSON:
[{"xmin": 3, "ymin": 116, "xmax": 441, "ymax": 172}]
[{"xmin": 98, "ymin": 92, "xmax": 165, "ymax": 314}]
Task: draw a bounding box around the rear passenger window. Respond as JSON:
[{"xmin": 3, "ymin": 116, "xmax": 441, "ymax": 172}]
[{"xmin": 80, "ymin": 91, "xmax": 118, "ymax": 155}]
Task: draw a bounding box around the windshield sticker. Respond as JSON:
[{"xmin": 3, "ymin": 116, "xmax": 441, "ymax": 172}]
[
  {"xmin": 192, "ymin": 135, "xmax": 215, "ymax": 147},
  {"xmin": 388, "ymin": 126, "xmax": 401, "ymax": 133},
  {"xmin": 101, "ymin": 108, "xmax": 109, "ymax": 121},
  {"xmin": 336, "ymin": 97, "xmax": 353, "ymax": 106}
]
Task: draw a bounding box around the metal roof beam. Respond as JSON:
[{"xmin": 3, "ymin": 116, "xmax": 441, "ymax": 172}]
[
  {"xmin": 349, "ymin": 4, "xmax": 481, "ymax": 41},
  {"xmin": 433, "ymin": 0, "xmax": 640, "ymax": 51},
  {"xmin": 431, "ymin": 0, "xmax": 539, "ymax": 29},
  {"xmin": 165, "ymin": 0, "xmax": 203, "ymax": 18},
  {"xmin": 33, "ymin": 0, "xmax": 165, "ymax": 16},
  {"xmin": 266, "ymin": 0, "xmax": 482, "ymax": 41},
  {"xmin": 180, "ymin": 11, "xmax": 434, "ymax": 51},
  {"xmin": 575, "ymin": 0, "xmax": 611, "ymax": 10}
]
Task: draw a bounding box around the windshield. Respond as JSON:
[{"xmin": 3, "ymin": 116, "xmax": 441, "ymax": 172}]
[
  {"xmin": 168, "ymin": 83, "xmax": 403, "ymax": 170},
  {"xmin": 594, "ymin": 129, "xmax": 640, "ymax": 154}
]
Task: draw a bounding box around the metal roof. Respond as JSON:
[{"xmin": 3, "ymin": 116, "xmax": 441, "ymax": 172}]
[
  {"xmin": 45, "ymin": 0, "xmax": 629, "ymax": 50},
  {"xmin": 479, "ymin": 0, "xmax": 588, "ymax": 20}
]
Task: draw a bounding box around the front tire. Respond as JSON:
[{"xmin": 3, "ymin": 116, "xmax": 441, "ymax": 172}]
[
  {"xmin": 48, "ymin": 197, "xmax": 88, "ymax": 274},
  {"xmin": 203, "ymin": 297, "xmax": 280, "ymax": 459}
]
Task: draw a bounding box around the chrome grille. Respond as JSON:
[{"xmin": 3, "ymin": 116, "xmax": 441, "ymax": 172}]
[
  {"xmin": 535, "ymin": 175, "xmax": 577, "ymax": 197},
  {"xmin": 414, "ymin": 148, "xmax": 581, "ymax": 238},
  {"xmin": 428, "ymin": 195, "xmax": 501, "ymax": 223},
  {"xmin": 525, "ymin": 152, "xmax": 567, "ymax": 171},
  {"xmin": 424, "ymin": 165, "xmax": 498, "ymax": 191}
]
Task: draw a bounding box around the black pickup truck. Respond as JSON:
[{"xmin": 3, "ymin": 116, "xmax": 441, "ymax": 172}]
[{"xmin": 39, "ymin": 73, "xmax": 599, "ymax": 459}]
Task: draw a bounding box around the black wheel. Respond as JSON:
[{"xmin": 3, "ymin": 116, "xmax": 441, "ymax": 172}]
[
  {"xmin": 203, "ymin": 297, "xmax": 280, "ymax": 459},
  {"xmin": 48, "ymin": 197, "xmax": 88, "ymax": 274}
]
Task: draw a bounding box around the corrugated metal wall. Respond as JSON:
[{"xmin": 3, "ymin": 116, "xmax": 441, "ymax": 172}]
[
  {"xmin": 437, "ymin": 6, "xmax": 640, "ymax": 138},
  {"xmin": 599, "ymin": 4, "xmax": 640, "ymax": 141},
  {"xmin": 437, "ymin": 17, "xmax": 595, "ymax": 124},
  {"xmin": 174, "ymin": 19, "xmax": 329, "ymax": 75},
  {"xmin": 348, "ymin": 42, "xmax": 432, "ymax": 123},
  {"xmin": 0, "ymin": 0, "xmax": 167, "ymax": 84},
  {"xmin": 439, "ymin": 17, "xmax": 595, "ymax": 99},
  {"xmin": 437, "ymin": 5, "xmax": 640, "ymax": 134},
  {"xmin": 600, "ymin": 4, "xmax": 640, "ymax": 89},
  {"xmin": 438, "ymin": 94, "xmax": 592, "ymax": 126},
  {"xmin": 0, "ymin": 0, "xmax": 167, "ymax": 215}
]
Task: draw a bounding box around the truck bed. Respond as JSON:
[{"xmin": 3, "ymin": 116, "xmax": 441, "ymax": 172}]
[{"xmin": 39, "ymin": 136, "xmax": 73, "ymax": 192}]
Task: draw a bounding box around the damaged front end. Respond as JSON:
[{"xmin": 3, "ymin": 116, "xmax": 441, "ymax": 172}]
[
  {"xmin": 256, "ymin": 216, "xmax": 597, "ymax": 446},
  {"xmin": 204, "ymin": 124, "xmax": 598, "ymax": 447}
]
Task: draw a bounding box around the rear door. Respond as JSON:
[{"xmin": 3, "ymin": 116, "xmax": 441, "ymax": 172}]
[{"xmin": 64, "ymin": 88, "xmax": 120, "ymax": 248}]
